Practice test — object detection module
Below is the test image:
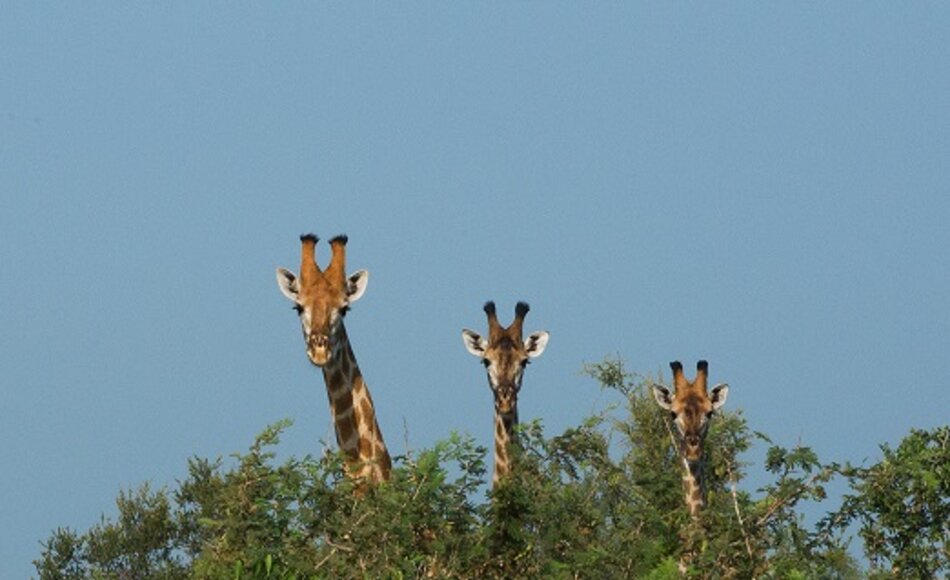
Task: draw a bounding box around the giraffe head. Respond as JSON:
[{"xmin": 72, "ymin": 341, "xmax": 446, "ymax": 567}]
[
  {"xmin": 652, "ymin": 360, "xmax": 729, "ymax": 464},
  {"xmin": 276, "ymin": 234, "xmax": 368, "ymax": 366},
  {"xmin": 462, "ymin": 302, "xmax": 549, "ymax": 416}
]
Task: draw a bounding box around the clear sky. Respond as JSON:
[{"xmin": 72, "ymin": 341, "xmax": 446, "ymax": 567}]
[{"xmin": 2, "ymin": 4, "xmax": 948, "ymax": 576}]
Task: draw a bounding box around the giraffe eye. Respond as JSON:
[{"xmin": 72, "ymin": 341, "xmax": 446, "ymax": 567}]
[
  {"xmin": 293, "ymin": 304, "xmax": 303, "ymax": 315},
  {"xmin": 669, "ymin": 411, "xmax": 678, "ymax": 421},
  {"xmin": 482, "ymin": 359, "xmax": 491, "ymax": 368}
]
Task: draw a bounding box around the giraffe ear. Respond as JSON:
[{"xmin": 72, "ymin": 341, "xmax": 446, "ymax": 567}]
[
  {"xmin": 524, "ymin": 331, "xmax": 549, "ymax": 358},
  {"xmin": 276, "ymin": 268, "xmax": 299, "ymax": 301},
  {"xmin": 651, "ymin": 385, "xmax": 674, "ymax": 411},
  {"xmin": 710, "ymin": 383, "xmax": 729, "ymax": 411},
  {"xmin": 461, "ymin": 329, "xmax": 487, "ymax": 357},
  {"xmin": 346, "ymin": 270, "xmax": 369, "ymax": 303}
]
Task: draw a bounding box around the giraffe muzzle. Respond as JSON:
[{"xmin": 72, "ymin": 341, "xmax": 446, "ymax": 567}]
[
  {"xmin": 683, "ymin": 436, "xmax": 703, "ymax": 462},
  {"xmin": 307, "ymin": 333, "xmax": 331, "ymax": 366},
  {"xmin": 494, "ymin": 386, "xmax": 517, "ymax": 415}
]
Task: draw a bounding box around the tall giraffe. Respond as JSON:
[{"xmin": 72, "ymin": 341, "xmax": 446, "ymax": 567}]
[
  {"xmin": 651, "ymin": 360, "xmax": 729, "ymax": 519},
  {"xmin": 276, "ymin": 234, "xmax": 391, "ymax": 483},
  {"xmin": 462, "ymin": 301, "xmax": 549, "ymax": 487}
]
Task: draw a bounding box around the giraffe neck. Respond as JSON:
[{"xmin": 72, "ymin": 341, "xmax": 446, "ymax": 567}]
[
  {"xmin": 677, "ymin": 457, "xmax": 707, "ymax": 573},
  {"xmin": 492, "ymin": 408, "xmax": 518, "ymax": 487},
  {"xmin": 681, "ymin": 457, "xmax": 706, "ymax": 519},
  {"xmin": 321, "ymin": 323, "xmax": 391, "ymax": 483}
]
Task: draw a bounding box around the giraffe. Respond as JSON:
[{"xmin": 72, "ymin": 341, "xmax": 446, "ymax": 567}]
[
  {"xmin": 276, "ymin": 234, "xmax": 391, "ymax": 484},
  {"xmin": 651, "ymin": 360, "xmax": 729, "ymax": 519},
  {"xmin": 462, "ymin": 301, "xmax": 549, "ymax": 487}
]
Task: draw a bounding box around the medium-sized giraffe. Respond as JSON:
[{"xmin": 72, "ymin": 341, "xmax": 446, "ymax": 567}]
[
  {"xmin": 651, "ymin": 360, "xmax": 729, "ymax": 519},
  {"xmin": 276, "ymin": 234, "xmax": 391, "ymax": 484},
  {"xmin": 462, "ymin": 301, "xmax": 549, "ymax": 487}
]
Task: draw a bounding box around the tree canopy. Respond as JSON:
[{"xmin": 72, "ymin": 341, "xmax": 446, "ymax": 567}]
[{"xmin": 35, "ymin": 358, "xmax": 948, "ymax": 579}]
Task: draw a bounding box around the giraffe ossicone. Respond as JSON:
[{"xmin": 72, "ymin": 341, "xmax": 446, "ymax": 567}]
[
  {"xmin": 276, "ymin": 234, "xmax": 391, "ymax": 484},
  {"xmin": 462, "ymin": 301, "xmax": 549, "ymax": 487}
]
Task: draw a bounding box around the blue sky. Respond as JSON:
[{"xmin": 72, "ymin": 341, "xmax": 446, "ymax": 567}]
[{"xmin": 2, "ymin": 4, "xmax": 948, "ymax": 575}]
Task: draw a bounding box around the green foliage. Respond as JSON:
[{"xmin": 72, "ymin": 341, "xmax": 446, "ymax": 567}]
[
  {"xmin": 823, "ymin": 426, "xmax": 949, "ymax": 578},
  {"xmin": 34, "ymin": 528, "xmax": 85, "ymax": 580},
  {"xmin": 35, "ymin": 485, "xmax": 188, "ymax": 580},
  {"xmin": 35, "ymin": 357, "xmax": 945, "ymax": 579}
]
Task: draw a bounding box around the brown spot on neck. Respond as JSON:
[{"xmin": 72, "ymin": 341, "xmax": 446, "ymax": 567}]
[
  {"xmin": 326, "ymin": 369, "xmax": 347, "ymax": 392},
  {"xmin": 358, "ymin": 398, "xmax": 374, "ymax": 423},
  {"xmin": 336, "ymin": 415, "xmax": 356, "ymax": 445},
  {"xmin": 359, "ymin": 435, "xmax": 374, "ymax": 457}
]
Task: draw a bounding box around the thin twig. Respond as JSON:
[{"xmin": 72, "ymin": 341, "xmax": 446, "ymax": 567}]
[
  {"xmin": 314, "ymin": 547, "xmax": 339, "ymax": 570},
  {"xmin": 411, "ymin": 473, "xmax": 429, "ymax": 503},
  {"xmin": 727, "ymin": 461, "xmax": 755, "ymax": 563},
  {"xmin": 324, "ymin": 537, "xmax": 354, "ymax": 553},
  {"xmin": 661, "ymin": 412, "xmax": 679, "ymax": 457}
]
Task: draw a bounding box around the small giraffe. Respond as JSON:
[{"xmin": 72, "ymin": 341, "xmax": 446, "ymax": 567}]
[
  {"xmin": 462, "ymin": 301, "xmax": 549, "ymax": 487},
  {"xmin": 651, "ymin": 360, "xmax": 729, "ymax": 519},
  {"xmin": 276, "ymin": 234, "xmax": 391, "ymax": 483}
]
